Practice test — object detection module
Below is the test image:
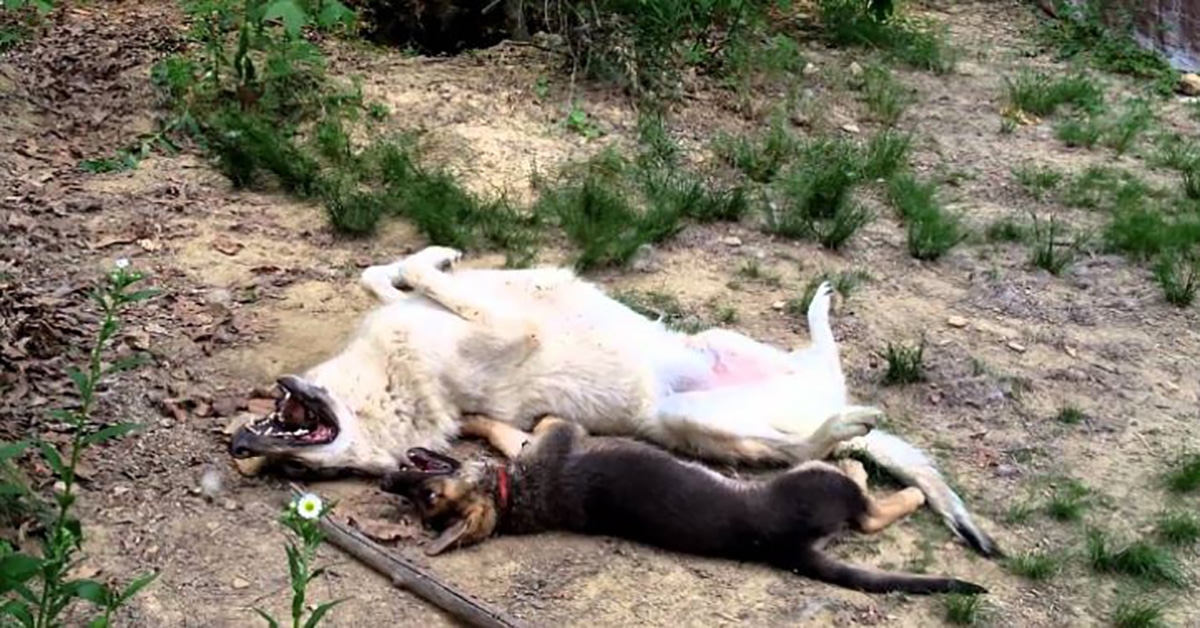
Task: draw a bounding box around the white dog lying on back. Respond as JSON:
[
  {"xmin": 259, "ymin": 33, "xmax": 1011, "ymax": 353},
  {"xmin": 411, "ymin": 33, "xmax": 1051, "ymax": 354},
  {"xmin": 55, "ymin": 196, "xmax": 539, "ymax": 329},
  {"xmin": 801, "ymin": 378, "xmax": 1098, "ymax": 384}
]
[{"xmin": 230, "ymin": 246, "xmax": 1000, "ymax": 557}]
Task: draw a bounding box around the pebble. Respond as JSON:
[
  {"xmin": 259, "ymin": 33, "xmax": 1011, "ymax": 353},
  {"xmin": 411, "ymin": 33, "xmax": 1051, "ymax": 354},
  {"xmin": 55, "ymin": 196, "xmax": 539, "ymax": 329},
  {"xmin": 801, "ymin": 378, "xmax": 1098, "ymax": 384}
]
[
  {"xmin": 1179, "ymin": 73, "xmax": 1200, "ymax": 96},
  {"xmin": 841, "ymin": 123, "xmax": 861, "ymax": 134},
  {"xmin": 802, "ymin": 62, "xmax": 819, "ymax": 76},
  {"xmin": 848, "ymin": 61, "xmax": 863, "ymax": 77},
  {"xmin": 994, "ymin": 464, "xmax": 1020, "ymax": 479},
  {"xmin": 772, "ymin": 301, "xmax": 786, "ymax": 310},
  {"xmin": 721, "ymin": 236, "xmax": 742, "ymax": 247},
  {"xmin": 1007, "ymin": 341, "xmax": 1027, "ymax": 353},
  {"xmin": 232, "ymin": 577, "xmax": 250, "ymax": 590},
  {"xmin": 947, "ymin": 316, "xmax": 968, "ymax": 328}
]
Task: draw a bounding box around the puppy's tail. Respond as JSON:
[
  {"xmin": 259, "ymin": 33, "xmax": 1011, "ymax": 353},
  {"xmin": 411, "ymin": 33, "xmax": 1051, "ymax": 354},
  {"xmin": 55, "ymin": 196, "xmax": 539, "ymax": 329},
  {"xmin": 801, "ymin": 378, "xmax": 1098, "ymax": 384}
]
[
  {"xmin": 796, "ymin": 549, "xmax": 987, "ymax": 595},
  {"xmin": 835, "ymin": 430, "xmax": 1002, "ymax": 558}
]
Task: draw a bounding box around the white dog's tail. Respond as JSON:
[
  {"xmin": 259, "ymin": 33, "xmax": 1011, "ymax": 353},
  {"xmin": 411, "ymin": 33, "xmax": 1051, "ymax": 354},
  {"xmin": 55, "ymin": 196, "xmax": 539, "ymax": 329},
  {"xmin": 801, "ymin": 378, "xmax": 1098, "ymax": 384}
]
[{"xmin": 836, "ymin": 430, "xmax": 1001, "ymax": 558}]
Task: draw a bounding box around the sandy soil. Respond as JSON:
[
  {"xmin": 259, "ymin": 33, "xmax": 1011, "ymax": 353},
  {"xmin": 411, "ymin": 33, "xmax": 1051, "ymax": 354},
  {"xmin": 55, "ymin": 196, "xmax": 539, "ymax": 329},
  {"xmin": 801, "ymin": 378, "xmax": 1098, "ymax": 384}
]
[{"xmin": 2, "ymin": 0, "xmax": 1199, "ymax": 626}]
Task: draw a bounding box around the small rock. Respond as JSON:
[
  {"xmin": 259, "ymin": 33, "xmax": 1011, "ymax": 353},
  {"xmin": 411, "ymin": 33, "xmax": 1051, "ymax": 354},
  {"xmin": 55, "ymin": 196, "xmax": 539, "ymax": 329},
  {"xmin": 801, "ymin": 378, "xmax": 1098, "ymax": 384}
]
[
  {"xmin": 802, "ymin": 62, "xmax": 819, "ymax": 76},
  {"xmin": 201, "ymin": 468, "xmax": 223, "ymax": 500},
  {"xmin": 1064, "ymin": 346, "xmax": 1077, "ymax": 358},
  {"xmin": 629, "ymin": 243, "xmax": 659, "ymax": 273},
  {"xmin": 232, "ymin": 577, "xmax": 251, "ymax": 590},
  {"xmin": 1007, "ymin": 341, "xmax": 1026, "ymax": 353},
  {"xmin": 994, "ymin": 464, "xmax": 1020, "ymax": 479},
  {"xmin": 772, "ymin": 301, "xmax": 786, "ymax": 310},
  {"xmin": 947, "ymin": 316, "xmax": 968, "ymax": 328},
  {"xmin": 222, "ymin": 499, "xmax": 239, "ymax": 512},
  {"xmin": 113, "ymin": 486, "xmax": 131, "ymax": 497},
  {"xmin": 721, "ymin": 236, "xmax": 743, "ymax": 247},
  {"xmin": 841, "ymin": 123, "xmax": 861, "ymax": 134},
  {"xmin": 159, "ymin": 418, "xmax": 175, "ymax": 429},
  {"xmin": 1178, "ymin": 73, "xmax": 1200, "ymax": 96},
  {"xmin": 848, "ymin": 61, "xmax": 863, "ymax": 77}
]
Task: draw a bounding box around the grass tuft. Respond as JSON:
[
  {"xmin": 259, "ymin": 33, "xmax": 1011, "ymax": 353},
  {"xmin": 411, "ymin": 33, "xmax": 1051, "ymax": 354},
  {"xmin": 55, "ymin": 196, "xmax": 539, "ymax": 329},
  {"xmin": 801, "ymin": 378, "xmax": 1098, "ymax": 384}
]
[
  {"xmin": 1054, "ymin": 405, "xmax": 1085, "ymax": 425},
  {"xmin": 1164, "ymin": 452, "xmax": 1200, "ymax": 493},
  {"xmin": 1012, "ymin": 165, "xmax": 1063, "ymax": 201},
  {"xmin": 1029, "ymin": 213, "xmax": 1076, "ymax": 275},
  {"xmin": 882, "ymin": 339, "xmax": 926, "ymax": 386},
  {"xmin": 1155, "ymin": 511, "xmax": 1200, "ymax": 546},
  {"xmin": 1112, "ymin": 597, "xmax": 1167, "ymax": 628},
  {"xmin": 985, "ymin": 217, "xmax": 1029, "ymax": 243},
  {"xmin": 943, "ymin": 593, "xmax": 984, "ymax": 625},
  {"xmin": 1004, "ymin": 551, "xmax": 1059, "ymax": 581},
  {"xmin": 1045, "ymin": 479, "xmax": 1092, "ymax": 522},
  {"xmin": 887, "ymin": 173, "xmax": 967, "ymax": 260},
  {"xmin": 860, "ymin": 64, "xmax": 911, "ymax": 126},
  {"xmin": 1087, "ymin": 529, "xmax": 1187, "ymax": 587},
  {"xmin": 1004, "ymin": 70, "xmax": 1103, "ymax": 118},
  {"xmin": 715, "ymin": 117, "xmax": 800, "ymax": 184},
  {"xmin": 818, "ymin": 0, "xmax": 956, "ymax": 74},
  {"xmin": 1152, "ymin": 251, "xmax": 1199, "ymax": 307}
]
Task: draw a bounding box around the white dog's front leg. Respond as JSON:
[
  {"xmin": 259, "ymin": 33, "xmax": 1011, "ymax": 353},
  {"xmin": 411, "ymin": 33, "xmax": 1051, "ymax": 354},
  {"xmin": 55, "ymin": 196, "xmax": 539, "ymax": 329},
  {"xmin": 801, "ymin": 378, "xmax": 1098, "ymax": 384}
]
[{"xmin": 360, "ymin": 246, "xmax": 464, "ymax": 304}]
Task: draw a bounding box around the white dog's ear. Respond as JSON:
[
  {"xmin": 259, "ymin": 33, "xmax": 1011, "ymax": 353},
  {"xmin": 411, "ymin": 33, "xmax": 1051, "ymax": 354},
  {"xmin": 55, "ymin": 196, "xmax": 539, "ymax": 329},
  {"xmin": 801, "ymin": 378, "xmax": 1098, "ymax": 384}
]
[{"xmin": 425, "ymin": 519, "xmax": 470, "ymax": 556}]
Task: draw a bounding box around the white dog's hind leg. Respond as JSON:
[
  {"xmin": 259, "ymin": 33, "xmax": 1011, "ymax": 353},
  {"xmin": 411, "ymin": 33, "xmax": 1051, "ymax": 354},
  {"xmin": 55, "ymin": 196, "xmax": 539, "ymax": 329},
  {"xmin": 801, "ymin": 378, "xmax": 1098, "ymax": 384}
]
[{"xmin": 653, "ymin": 382, "xmax": 879, "ymax": 463}]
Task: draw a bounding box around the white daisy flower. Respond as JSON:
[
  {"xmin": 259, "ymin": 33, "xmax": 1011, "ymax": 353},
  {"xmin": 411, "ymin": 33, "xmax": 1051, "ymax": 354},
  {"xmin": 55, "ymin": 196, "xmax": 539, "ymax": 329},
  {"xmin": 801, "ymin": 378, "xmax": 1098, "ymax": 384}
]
[
  {"xmin": 115, "ymin": 258, "xmax": 130, "ymax": 269},
  {"xmin": 295, "ymin": 493, "xmax": 323, "ymax": 520}
]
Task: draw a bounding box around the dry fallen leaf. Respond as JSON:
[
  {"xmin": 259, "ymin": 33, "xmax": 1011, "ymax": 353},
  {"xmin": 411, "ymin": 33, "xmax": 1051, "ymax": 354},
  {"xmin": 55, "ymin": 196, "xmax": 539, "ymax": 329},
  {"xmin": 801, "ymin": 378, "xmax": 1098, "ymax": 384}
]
[
  {"xmin": 212, "ymin": 236, "xmax": 244, "ymax": 256},
  {"xmin": 346, "ymin": 515, "xmax": 420, "ymax": 544}
]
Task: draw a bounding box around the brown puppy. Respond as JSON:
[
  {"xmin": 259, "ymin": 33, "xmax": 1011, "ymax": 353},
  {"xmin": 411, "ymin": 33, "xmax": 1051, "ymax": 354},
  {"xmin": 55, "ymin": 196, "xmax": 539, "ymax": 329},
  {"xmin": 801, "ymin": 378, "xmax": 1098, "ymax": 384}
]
[{"xmin": 381, "ymin": 417, "xmax": 987, "ymax": 596}]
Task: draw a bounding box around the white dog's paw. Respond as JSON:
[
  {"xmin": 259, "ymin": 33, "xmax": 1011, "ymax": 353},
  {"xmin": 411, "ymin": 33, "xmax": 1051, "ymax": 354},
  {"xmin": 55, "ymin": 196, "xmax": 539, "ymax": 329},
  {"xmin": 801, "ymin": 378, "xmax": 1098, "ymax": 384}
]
[
  {"xmin": 827, "ymin": 406, "xmax": 881, "ymax": 441},
  {"xmin": 407, "ymin": 246, "xmax": 463, "ymax": 272},
  {"xmin": 809, "ymin": 281, "xmax": 834, "ymax": 311}
]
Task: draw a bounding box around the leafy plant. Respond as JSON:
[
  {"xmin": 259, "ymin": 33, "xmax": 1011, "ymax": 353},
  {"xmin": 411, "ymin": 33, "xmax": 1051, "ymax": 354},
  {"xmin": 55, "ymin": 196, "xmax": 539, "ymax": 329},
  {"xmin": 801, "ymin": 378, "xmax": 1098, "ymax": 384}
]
[
  {"xmin": 817, "ymin": 0, "xmax": 955, "ymax": 73},
  {"xmin": 0, "ymin": 260, "xmax": 158, "ymax": 628},
  {"xmin": 254, "ymin": 493, "xmax": 344, "ymax": 627},
  {"xmin": 1035, "ymin": 0, "xmax": 1174, "ymax": 93}
]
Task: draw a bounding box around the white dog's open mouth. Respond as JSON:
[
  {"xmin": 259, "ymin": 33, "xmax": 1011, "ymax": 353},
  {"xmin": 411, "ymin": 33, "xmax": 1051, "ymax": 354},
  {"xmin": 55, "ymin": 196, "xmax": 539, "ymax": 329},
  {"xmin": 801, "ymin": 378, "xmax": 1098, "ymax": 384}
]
[{"xmin": 246, "ymin": 391, "xmax": 339, "ymax": 446}]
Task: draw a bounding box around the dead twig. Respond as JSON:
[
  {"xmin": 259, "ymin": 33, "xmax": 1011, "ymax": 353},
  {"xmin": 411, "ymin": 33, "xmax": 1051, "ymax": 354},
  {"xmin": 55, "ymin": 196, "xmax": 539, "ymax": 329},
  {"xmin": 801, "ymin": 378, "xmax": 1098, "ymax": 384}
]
[{"xmin": 289, "ymin": 484, "xmax": 529, "ymax": 628}]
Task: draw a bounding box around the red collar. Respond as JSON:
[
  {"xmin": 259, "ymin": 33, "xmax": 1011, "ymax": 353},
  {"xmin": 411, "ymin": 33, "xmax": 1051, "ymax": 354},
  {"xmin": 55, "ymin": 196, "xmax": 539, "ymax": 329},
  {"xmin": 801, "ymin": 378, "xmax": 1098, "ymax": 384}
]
[{"xmin": 495, "ymin": 465, "xmax": 511, "ymax": 513}]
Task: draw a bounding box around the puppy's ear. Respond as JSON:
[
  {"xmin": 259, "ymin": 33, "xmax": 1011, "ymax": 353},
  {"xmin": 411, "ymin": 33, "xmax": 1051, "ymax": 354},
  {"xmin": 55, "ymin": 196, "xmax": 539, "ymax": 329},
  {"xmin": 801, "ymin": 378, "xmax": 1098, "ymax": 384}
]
[{"xmin": 426, "ymin": 519, "xmax": 470, "ymax": 556}]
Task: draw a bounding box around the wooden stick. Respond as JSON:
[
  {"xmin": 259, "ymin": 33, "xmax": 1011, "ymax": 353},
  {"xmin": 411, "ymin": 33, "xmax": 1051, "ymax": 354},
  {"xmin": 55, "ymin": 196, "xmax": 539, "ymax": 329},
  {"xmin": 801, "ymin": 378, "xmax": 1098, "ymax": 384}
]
[{"xmin": 288, "ymin": 484, "xmax": 529, "ymax": 628}]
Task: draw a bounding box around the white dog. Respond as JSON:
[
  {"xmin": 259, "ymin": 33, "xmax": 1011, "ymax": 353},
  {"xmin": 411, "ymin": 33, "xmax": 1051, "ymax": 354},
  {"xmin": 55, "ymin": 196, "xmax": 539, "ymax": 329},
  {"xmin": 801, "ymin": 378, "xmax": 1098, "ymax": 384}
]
[{"xmin": 230, "ymin": 246, "xmax": 999, "ymax": 557}]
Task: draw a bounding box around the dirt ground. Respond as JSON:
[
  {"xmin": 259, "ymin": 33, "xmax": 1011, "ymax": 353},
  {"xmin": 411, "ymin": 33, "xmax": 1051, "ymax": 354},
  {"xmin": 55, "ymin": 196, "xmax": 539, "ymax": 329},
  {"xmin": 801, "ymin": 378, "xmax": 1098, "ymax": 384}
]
[{"xmin": 2, "ymin": 0, "xmax": 1199, "ymax": 626}]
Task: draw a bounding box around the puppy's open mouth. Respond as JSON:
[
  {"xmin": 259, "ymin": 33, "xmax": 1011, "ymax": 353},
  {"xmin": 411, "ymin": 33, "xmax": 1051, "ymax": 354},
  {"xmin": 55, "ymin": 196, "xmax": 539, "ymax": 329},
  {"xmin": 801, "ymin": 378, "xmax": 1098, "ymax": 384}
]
[{"xmin": 403, "ymin": 447, "xmax": 458, "ymax": 474}]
